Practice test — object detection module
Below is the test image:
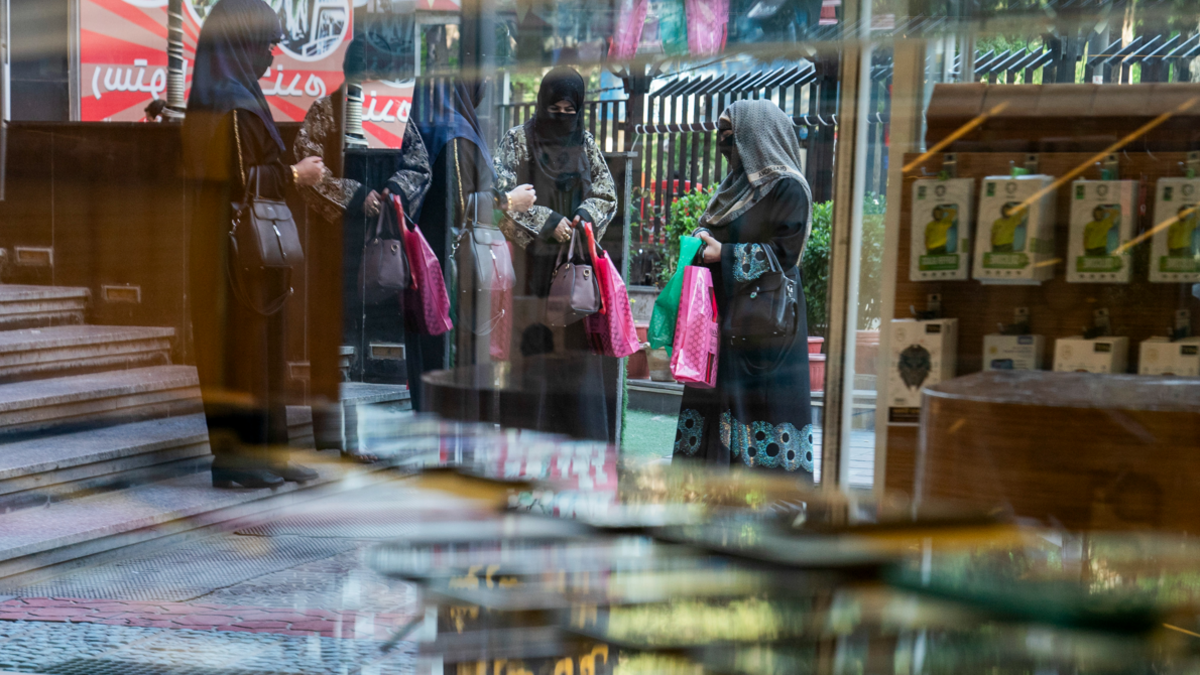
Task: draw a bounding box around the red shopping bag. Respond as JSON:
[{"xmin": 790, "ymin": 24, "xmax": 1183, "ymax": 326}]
[
  {"xmin": 582, "ymin": 224, "xmax": 641, "ymax": 358},
  {"xmin": 670, "ymin": 264, "xmax": 719, "ymax": 388},
  {"xmin": 396, "ymin": 196, "xmax": 453, "ymax": 336}
]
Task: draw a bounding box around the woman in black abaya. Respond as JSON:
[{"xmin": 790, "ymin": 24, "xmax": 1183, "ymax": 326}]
[
  {"xmin": 411, "ymin": 78, "xmax": 536, "ymax": 395},
  {"xmin": 494, "ymin": 66, "xmax": 617, "ymax": 441},
  {"xmin": 672, "ymin": 100, "xmax": 815, "ymax": 476},
  {"xmin": 183, "ymin": 0, "xmax": 324, "ymax": 488}
]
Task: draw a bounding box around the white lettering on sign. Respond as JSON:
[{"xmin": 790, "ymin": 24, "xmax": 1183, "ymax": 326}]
[
  {"xmin": 364, "ymin": 90, "xmax": 411, "ymax": 124},
  {"xmin": 261, "ymin": 65, "xmax": 328, "ymax": 99},
  {"xmin": 90, "ymin": 59, "xmax": 172, "ymax": 100}
]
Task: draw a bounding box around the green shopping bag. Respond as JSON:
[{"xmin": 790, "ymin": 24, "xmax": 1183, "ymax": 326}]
[
  {"xmin": 655, "ymin": 0, "xmax": 689, "ymax": 57},
  {"xmin": 648, "ymin": 235, "xmax": 704, "ymax": 352}
]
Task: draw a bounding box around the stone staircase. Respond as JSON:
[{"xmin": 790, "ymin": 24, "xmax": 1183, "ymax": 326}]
[{"xmin": 0, "ymin": 285, "xmax": 411, "ymax": 579}]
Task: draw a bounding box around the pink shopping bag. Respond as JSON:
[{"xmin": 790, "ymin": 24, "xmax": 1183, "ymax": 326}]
[
  {"xmin": 583, "ymin": 225, "xmax": 642, "ymax": 358},
  {"xmin": 396, "ymin": 196, "xmax": 453, "ymax": 336},
  {"xmin": 610, "ymin": 0, "xmax": 649, "ymax": 60},
  {"xmin": 686, "ymin": 0, "xmax": 728, "ymax": 55},
  {"xmin": 670, "ymin": 264, "xmax": 719, "ymax": 388}
]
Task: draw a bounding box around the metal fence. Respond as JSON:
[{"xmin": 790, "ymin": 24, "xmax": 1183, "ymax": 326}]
[
  {"xmin": 495, "ymin": 59, "xmax": 853, "ymax": 238},
  {"xmin": 491, "ymin": 30, "xmax": 1200, "ymax": 235}
]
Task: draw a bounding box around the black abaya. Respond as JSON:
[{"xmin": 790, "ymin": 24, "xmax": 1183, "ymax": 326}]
[{"xmin": 673, "ymin": 178, "xmax": 814, "ymax": 475}]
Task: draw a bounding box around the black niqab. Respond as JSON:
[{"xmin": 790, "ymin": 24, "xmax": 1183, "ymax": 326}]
[
  {"xmin": 524, "ymin": 67, "xmax": 590, "ymax": 197},
  {"xmin": 184, "ymin": 0, "xmax": 284, "ymax": 177}
]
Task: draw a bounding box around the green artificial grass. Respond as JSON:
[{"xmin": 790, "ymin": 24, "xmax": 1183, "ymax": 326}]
[{"xmin": 621, "ymin": 409, "xmax": 678, "ymax": 460}]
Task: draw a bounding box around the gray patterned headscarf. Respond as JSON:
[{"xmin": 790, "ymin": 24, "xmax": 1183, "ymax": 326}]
[{"xmin": 699, "ymin": 100, "xmax": 812, "ymax": 247}]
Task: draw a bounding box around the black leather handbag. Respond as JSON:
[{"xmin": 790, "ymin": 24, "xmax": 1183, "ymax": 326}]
[
  {"xmin": 359, "ymin": 197, "xmax": 410, "ymax": 305},
  {"xmin": 228, "ymin": 166, "xmax": 304, "ymax": 316},
  {"xmin": 724, "ymin": 243, "xmax": 799, "ymax": 342}
]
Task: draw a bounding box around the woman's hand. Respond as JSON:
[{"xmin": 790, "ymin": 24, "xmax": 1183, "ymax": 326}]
[
  {"xmin": 364, "ymin": 190, "xmax": 383, "ymax": 218},
  {"xmin": 507, "ymin": 184, "xmax": 536, "ymax": 213},
  {"xmin": 699, "ymin": 232, "xmax": 723, "ymax": 264},
  {"xmin": 292, "ymin": 156, "xmax": 325, "ymax": 187},
  {"xmin": 553, "ymin": 217, "xmax": 572, "ymax": 243}
]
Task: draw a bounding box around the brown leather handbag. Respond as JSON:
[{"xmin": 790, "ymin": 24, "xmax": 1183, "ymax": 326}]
[
  {"xmin": 546, "ymin": 228, "xmax": 600, "ymax": 327},
  {"xmin": 228, "ymin": 169, "xmax": 304, "ymax": 316},
  {"xmin": 359, "ymin": 198, "xmax": 410, "ymax": 305}
]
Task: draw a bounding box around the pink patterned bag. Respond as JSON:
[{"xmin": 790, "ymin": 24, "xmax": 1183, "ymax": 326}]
[
  {"xmin": 685, "ymin": 0, "xmax": 729, "ymax": 56},
  {"xmin": 670, "ymin": 265, "xmax": 719, "ymax": 388},
  {"xmin": 610, "ymin": 0, "xmax": 649, "ymax": 60},
  {"xmin": 584, "ymin": 225, "xmax": 642, "ymax": 358},
  {"xmin": 396, "ymin": 196, "xmax": 453, "ymax": 336}
]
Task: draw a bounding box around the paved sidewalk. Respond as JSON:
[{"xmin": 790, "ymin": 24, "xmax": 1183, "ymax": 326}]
[
  {"xmin": 0, "ymin": 597, "xmax": 410, "ymax": 639},
  {"xmin": 0, "ymin": 479, "xmax": 451, "ymax": 674}
]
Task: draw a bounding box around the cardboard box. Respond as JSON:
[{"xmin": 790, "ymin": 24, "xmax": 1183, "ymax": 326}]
[
  {"xmin": 910, "ymin": 178, "xmax": 974, "ymax": 281},
  {"xmin": 887, "ymin": 318, "xmax": 958, "ymax": 425},
  {"xmin": 973, "ymin": 175, "xmax": 1058, "ymax": 284},
  {"xmin": 1066, "ymin": 180, "xmax": 1138, "ymax": 283},
  {"xmin": 1053, "ymin": 336, "xmax": 1130, "ymax": 374},
  {"xmin": 983, "ymin": 334, "xmax": 1045, "ymax": 371},
  {"xmin": 1149, "ymin": 178, "xmax": 1200, "ymax": 283},
  {"xmin": 1138, "ymin": 336, "xmax": 1200, "ymax": 376}
]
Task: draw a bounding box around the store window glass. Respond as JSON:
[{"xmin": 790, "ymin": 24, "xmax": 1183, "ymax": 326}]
[{"xmin": 5, "ymin": 0, "xmax": 1200, "ymax": 673}]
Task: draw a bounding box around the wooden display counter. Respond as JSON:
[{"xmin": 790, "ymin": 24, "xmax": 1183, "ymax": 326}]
[{"xmin": 918, "ymin": 371, "xmax": 1200, "ymax": 532}]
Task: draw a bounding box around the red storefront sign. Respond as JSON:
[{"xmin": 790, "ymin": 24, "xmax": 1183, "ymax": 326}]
[{"xmin": 78, "ymin": 0, "xmax": 423, "ymax": 150}]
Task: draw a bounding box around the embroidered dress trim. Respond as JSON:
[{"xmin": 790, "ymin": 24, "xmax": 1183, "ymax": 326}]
[
  {"xmin": 733, "ymin": 244, "xmax": 771, "ymax": 283},
  {"xmin": 675, "ymin": 409, "xmax": 705, "ymax": 456},
  {"xmin": 720, "ymin": 410, "xmax": 813, "ymax": 472}
]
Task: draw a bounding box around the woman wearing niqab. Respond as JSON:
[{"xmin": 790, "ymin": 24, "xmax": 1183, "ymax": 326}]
[
  {"xmin": 183, "ymin": 0, "xmax": 325, "ymax": 488},
  {"xmin": 412, "ymin": 78, "xmax": 517, "ymax": 394},
  {"xmin": 494, "ymin": 66, "xmax": 618, "ymax": 441},
  {"xmin": 672, "ymin": 99, "xmax": 815, "ymax": 476}
]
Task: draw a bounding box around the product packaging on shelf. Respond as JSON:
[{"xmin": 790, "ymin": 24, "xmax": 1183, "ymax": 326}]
[
  {"xmin": 910, "ymin": 178, "xmax": 974, "ymax": 281},
  {"xmin": 1066, "ymin": 179, "xmax": 1138, "ymax": 283},
  {"xmin": 1149, "ymin": 178, "xmax": 1200, "ymax": 283},
  {"xmin": 887, "ymin": 318, "xmax": 958, "ymax": 425},
  {"xmin": 1138, "ymin": 336, "xmax": 1200, "ymax": 376},
  {"xmin": 973, "ymin": 175, "xmax": 1058, "ymax": 284},
  {"xmin": 982, "ymin": 334, "xmax": 1045, "ymax": 371},
  {"xmin": 1052, "ymin": 336, "xmax": 1129, "ymax": 374}
]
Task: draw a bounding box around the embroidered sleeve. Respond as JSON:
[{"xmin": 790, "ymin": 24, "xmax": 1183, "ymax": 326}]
[
  {"xmin": 386, "ymin": 122, "xmax": 432, "ymax": 216},
  {"xmin": 493, "ymin": 126, "xmax": 555, "ymax": 248},
  {"xmin": 577, "ymin": 132, "xmax": 617, "ymax": 239},
  {"xmin": 293, "ymin": 96, "xmax": 363, "ymax": 223},
  {"xmin": 732, "ymin": 244, "xmax": 771, "ymax": 283}
]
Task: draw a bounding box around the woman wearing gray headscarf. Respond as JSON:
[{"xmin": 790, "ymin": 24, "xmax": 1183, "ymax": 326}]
[{"xmin": 672, "ymin": 99, "xmax": 814, "ymax": 476}]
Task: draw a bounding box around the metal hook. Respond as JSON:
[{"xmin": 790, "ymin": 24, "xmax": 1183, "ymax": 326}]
[
  {"xmin": 816, "ymin": 114, "xmax": 829, "ymax": 126},
  {"xmin": 802, "ymin": 114, "xmax": 812, "ymax": 126},
  {"xmin": 1146, "ymin": 147, "xmax": 1158, "ymax": 162}
]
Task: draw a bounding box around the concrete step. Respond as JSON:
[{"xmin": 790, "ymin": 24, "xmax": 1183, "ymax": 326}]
[
  {"xmin": 0, "ymin": 414, "xmax": 211, "ymax": 512},
  {"xmin": 0, "ymin": 325, "xmax": 174, "ymax": 383},
  {"xmin": 305, "ymin": 382, "xmax": 412, "ymax": 453},
  {"xmin": 286, "ymin": 405, "xmax": 314, "ymax": 448},
  {"xmin": 0, "ymin": 366, "xmax": 201, "ymax": 437},
  {"xmin": 0, "ymin": 285, "xmax": 89, "ymax": 330},
  {"xmin": 0, "ymin": 456, "xmax": 394, "ymax": 578}
]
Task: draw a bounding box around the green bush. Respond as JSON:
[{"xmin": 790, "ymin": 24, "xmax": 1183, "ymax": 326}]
[
  {"xmin": 801, "ymin": 200, "xmax": 833, "ymax": 337},
  {"xmin": 801, "ymin": 192, "xmax": 886, "ymax": 337},
  {"xmin": 659, "ymin": 187, "xmax": 716, "ymax": 283}
]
